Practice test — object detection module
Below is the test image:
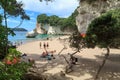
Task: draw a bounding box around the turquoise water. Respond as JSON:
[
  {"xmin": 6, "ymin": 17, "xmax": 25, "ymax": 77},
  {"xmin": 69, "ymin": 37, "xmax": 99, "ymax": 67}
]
[{"xmin": 8, "ymin": 31, "xmax": 61, "ymax": 43}]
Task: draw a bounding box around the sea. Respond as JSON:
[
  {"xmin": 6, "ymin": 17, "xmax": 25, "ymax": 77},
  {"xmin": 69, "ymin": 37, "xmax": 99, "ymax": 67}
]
[{"xmin": 8, "ymin": 31, "xmax": 61, "ymax": 45}]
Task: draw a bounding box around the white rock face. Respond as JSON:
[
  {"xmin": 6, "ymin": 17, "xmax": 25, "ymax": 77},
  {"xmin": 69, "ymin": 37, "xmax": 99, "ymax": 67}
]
[
  {"xmin": 26, "ymin": 31, "xmax": 37, "ymax": 38},
  {"xmin": 76, "ymin": 0, "xmax": 120, "ymax": 33},
  {"xmin": 47, "ymin": 26, "xmax": 56, "ymax": 34},
  {"xmin": 36, "ymin": 23, "xmax": 45, "ymax": 34},
  {"xmin": 26, "ymin": 23, "xmax": 46, "ymax": 38}
]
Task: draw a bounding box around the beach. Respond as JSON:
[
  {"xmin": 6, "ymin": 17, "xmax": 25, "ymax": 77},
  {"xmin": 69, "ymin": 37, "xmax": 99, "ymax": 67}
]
[{"xmin": 17, "ymin": 36, "xmax": 120, "ymax": 80}]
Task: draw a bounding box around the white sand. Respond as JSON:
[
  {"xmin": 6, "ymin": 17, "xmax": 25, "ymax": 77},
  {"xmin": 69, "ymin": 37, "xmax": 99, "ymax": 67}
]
[{"xmin": 17, "ymin": 36, "xmax": 120, "ymax": 80}]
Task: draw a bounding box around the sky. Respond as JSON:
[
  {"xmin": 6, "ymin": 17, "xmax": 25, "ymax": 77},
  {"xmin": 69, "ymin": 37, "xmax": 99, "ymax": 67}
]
[{"xmin": 3, "ymin": 0, "xmax": 79, "ymax": 31}]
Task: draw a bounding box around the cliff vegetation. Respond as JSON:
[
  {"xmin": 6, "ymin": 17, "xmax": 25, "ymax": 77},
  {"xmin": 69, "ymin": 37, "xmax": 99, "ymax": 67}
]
[{"xmin": 37, "ymin": 8, "xmax": 79, "ymax": 32}]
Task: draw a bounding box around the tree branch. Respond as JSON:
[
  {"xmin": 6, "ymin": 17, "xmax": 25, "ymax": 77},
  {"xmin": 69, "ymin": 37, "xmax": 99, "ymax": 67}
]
[
  {"xmin": 95, "ymin": 47, "xmax": 110, "ymax": 80},
  {"xmin": 14, "ymin": 20, "xmax": 23, "ymax": 28},
  {"xmin": 58, "ymin": 45, "xmax": 67, "ymax": 55}
]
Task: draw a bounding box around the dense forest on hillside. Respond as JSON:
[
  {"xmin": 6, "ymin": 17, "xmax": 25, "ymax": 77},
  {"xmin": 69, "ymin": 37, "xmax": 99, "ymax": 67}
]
[{"xmin": 37, "ymin": 8, "xmax": 78, "ymax": 31}]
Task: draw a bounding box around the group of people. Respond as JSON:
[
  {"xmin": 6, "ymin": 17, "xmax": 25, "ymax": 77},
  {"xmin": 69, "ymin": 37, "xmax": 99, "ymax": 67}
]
[
  {"xmin": 39, "ymin": 42, "xmax": 49, "ymax": 49},
  {"xmin": 39, "ymin": 42, "xmax": 56, "ymax": 60},
  {"xmin": 41, "ymin": 50, "xmax": 56, "ymax": 60}
]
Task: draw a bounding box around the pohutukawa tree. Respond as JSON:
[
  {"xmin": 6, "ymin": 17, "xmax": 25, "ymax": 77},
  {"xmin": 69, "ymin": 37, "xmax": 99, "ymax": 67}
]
[
  {"xmin": 61, "ymin": 31, "xmax": 86, "ymax": 73},
  {"xmin": 85, "ymin": 9, "xmax": 120, "ymax": 80}
]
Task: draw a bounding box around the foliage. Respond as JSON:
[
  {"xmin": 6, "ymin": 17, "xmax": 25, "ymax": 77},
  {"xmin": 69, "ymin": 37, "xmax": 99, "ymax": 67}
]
[
  {"xmin": 85, "ymin": 9, "xmax": 120, "ymax": 80},
  {"xmin": 0, "ymin": 48, "xmax": 31, "ymax": 80},
  {"xmin": 0, "ymin": 25, "xmax": 6, "ymax": 58},
  {"xmin": 86, "ymin": 9, "xmax": 120, "ymax": 48},
  {"xmin": 0, "ymin": 16, "xmax": 15, "ymax": 59},
  {"xmin": 69, "ymin": 31, "xmax": 85, "ymax": 50},
  {"xmin": 0, "ymin": 0, "xmax": 30, "ymax": 59},
  {"xmin": 37, "ymin": 8, "xmax": 78, "ymax": 31},
  {"xmin": 0, "ymin": 61, "xmax": 31, "ymax": 80},
  {"xmin": 0, "ymin": 0, "xmax": 30, "ymax": 20},
  {"xmin": 48, "ymin": 15, "xmax": 60, "ymax": 26},
  {"xmin": 37, "ymin": 14, "xmax": 49, "ymax": 25},
  {"xmin": 4, "ymin": 48, "xmax": 22, "ymax": 62}
]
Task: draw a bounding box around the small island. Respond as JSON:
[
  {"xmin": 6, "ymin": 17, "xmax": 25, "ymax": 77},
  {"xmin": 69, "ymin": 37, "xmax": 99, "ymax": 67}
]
[{"xmin": 12, "ymin": 28, "xmax": 28, "ymax": 32}]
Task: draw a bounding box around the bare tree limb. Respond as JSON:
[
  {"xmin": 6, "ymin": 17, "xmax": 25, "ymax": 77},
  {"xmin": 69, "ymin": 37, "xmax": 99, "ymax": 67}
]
[
  {"xmin": 14, "ymin": 20, "xmax": 23, "ymax": 28},
  {"xmin": 58, "ymin": 45, "xmax": 67, "ymax": 55},
  {"xmin": 95, "ymin": 47, "xmax": 110, "ymax": 80}
]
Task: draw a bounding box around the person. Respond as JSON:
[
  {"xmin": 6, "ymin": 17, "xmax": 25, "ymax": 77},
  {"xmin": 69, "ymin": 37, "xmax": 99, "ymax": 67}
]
[
  {"xmin": 39, "ymin": 42, "xmax": 42, "ymax": 49},
  {"xmin": 47, "ymin": 53, "xmax": 52, "ymax": 60},
  {"xmin": 46, "ymin": 42, "xmax": 49, "ymax": 48},
  {"xmin": 51, "ymin": 50, "xmax": 56, "ymax": 59},
  {"xmin": 41, "ymin": 52, "xmax": 48, "ymax": 58},
  {"xmin": 43, "ymin": 42, "xmax": 46, "ymax": 49}
]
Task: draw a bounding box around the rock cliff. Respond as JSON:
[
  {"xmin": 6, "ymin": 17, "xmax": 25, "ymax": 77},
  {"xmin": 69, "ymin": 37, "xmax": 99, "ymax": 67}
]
[
  {"xmin": 26, "ymin": 23, "xmax": 46, "ymax": 38},
  {"xmin": 35, "ymin": 23, "xmax": 46, "ymax": 34},
  {"xmin": 76, "ymin": 0, "xmax": 120, "ymax": 33}
]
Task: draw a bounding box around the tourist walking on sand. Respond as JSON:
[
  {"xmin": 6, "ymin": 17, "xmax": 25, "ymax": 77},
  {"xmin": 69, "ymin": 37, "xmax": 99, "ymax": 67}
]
[
  {"xmin": 43, "ymin": 42, "xmax": 46, "ymax": 49},
  {"xmin": 46, "ymin": 42, "xmax": 49, "ymax": 48},
  {"xmin": 39, "ymin": 42, "xmax": 42, "ymax": 49}
]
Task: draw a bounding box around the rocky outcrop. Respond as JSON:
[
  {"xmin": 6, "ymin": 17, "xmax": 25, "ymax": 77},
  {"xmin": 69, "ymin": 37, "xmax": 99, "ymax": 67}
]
[
  {"xmin": 35, "ymin": 23, "xmax": 46, "ymax": 34},
  {"xmin": 47, "ymin": 26, "xmax": 56, "ymax": 34},
  {"xmin": 26, "ymin": 30, "xmax": 38, "ymax": 38},
  {"xmin": 26, "ymin": 23, "xmax": 46, "ymax": 38},
  {"xmin": 76, "ymin": 0, "xmax": 120, "ymax": 33}
]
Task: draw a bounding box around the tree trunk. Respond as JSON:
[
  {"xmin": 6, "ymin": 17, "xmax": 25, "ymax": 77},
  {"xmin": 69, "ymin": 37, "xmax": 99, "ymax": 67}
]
[
  {"xmin": 62, "ymin": 49, "xmax": 80, "ymax": 73},
  {"xmin": 95, "ymin": 47, "xmax": 110, "ymax": 80},
  {"xmin": 4, "ymin": 6, "xmax": 8, "ymax": 56}
]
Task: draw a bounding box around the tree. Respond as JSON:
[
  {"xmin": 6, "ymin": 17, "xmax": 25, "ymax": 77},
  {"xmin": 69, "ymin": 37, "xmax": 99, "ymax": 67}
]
[
  {"xmin": 85, "ymin": 9, "xmax": 120, "ymax": 80},
  {"xmin": 60, "ymin": 8, "xmax": 78, "ymax": 32},
  {"xmin": 37, "ymin": 14, "xmax": 49, "ymax": 25},
  {"xmin": 0, "ymin": 16, "xmax": 6, "ymax": 59},
  {"xmin": 0, "ymin": 15, "xmax": 14, "ymax": 59},
  {"xmin": 37, "ymin": 8, "xmax": 78, "ymax": 32},
  {"xmin": 0, "ymin": 0, "xmax": 30, "ymax": 59},
  {"xmin": 48, "ymin": 15, "xmax": 60, "ymax": 26},
  {"xmin": 37, "ymin": 14, "xmax": 61, "ymax": 26},
  {"xmin": 59, "ymin": 31, "xmax": 86, "ymax": 73}
]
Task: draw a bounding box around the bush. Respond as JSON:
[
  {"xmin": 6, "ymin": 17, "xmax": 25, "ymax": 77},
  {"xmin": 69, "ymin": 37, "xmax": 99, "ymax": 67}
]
[
  {"xmin": 3, "ymin": 48, "xmax": 22, "ymax": 65},
  {"xmin": 0, "ymin": 61, "xmax": 31, "ymax": 80},
  {"xmin": 0, "ymin": 48, "xmax": 31, "ymax": 80}
]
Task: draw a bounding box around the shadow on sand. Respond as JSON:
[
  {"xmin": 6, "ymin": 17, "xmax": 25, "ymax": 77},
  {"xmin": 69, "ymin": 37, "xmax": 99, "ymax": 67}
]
[{"xmin": 21, "ymin": 52, "xmax": 120, "ymax": 80}]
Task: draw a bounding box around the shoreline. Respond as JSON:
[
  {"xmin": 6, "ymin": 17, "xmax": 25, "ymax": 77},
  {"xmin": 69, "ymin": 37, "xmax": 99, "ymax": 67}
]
[{"xmin": 9, "ymin": 33, "xmax": 69, "ymax": 47}]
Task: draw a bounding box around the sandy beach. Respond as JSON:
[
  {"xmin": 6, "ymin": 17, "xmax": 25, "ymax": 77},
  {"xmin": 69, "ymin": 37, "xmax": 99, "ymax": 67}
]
[{"xmin": 17, "ymin": 36, "xmax": 120, "ymax": 80}]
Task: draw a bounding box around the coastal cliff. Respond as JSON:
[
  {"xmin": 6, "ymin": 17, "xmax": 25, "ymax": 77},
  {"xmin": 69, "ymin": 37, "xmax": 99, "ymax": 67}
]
[
  {"xmin": 34, "ymin": 23, "xmax": 46, "ymax": 34},
  {"xmin": 26, "ymin": 23, "xmax": 46, "ymax": 38},
  {"xmin": 76, "ymin": 0, "xmax": 120, "ymax": 33}
]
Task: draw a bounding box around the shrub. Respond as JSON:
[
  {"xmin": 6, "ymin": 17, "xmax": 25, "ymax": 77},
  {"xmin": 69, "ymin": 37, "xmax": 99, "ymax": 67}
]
[
  {"xmin": 3, "ymin": 48, "xmax": 22, "ymax": 65},
  {"xmin": 0, "ymin": 61, "xmax": 31, "ymax": 80}
]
